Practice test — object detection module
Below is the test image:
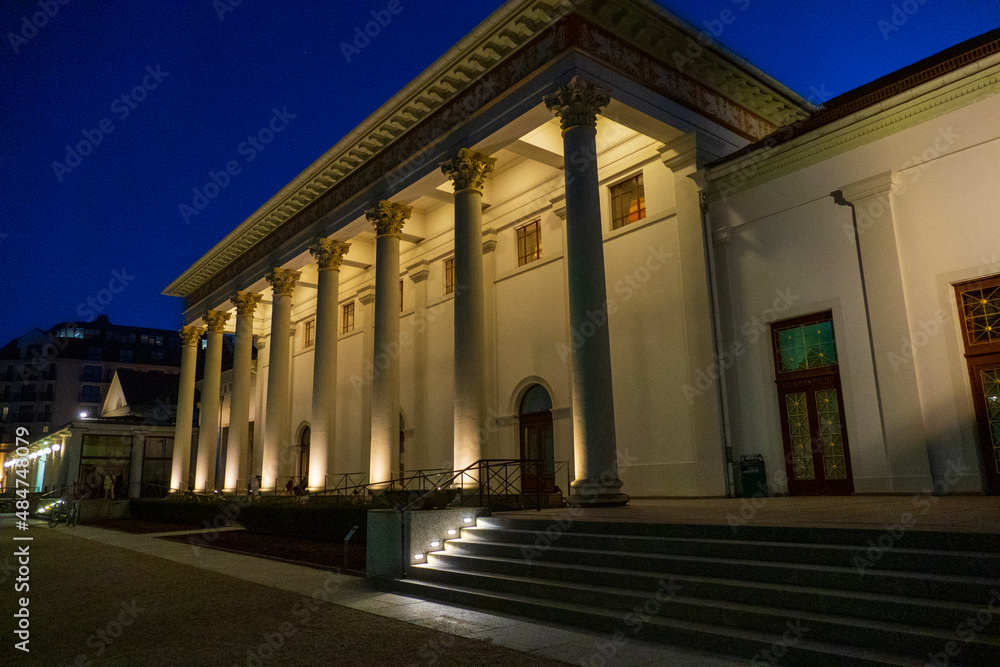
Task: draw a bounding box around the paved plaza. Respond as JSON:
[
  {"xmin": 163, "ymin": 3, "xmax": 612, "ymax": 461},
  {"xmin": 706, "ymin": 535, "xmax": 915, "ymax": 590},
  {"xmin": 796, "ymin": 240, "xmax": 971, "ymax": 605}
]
[{"xmin": 0, "ymin": 517, "xmax": 739, "ymax": 666}]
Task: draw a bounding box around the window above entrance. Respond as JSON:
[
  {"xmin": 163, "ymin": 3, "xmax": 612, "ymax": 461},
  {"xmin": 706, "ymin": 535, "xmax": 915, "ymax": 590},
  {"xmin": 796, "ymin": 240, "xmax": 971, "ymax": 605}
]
[{"xmin": 773, "ymin": 317, "xmax": 838, "ymax": 373}]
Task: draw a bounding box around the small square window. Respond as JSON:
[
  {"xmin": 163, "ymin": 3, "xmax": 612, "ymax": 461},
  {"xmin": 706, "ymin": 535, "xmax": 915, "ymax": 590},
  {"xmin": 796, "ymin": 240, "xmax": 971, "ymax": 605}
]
[
  {"xmin": 610, "ymin": 172, "xmax": 646, "ymax": 230},
  {"xmin": 341, "ymin": 302, "xmax": 355, "ymax": 334},
  {"xmin": 304, "ymin": 319, "xmax": 315, "ymax": 348},
  {"xmin": 516, "ymin": 220, "xmax": 541, "ymax": 267},
  {"xmin": 80, "ymin": 385, "xmax": 102, "ymax": 403},
  {"xmin": 444, "ymin": 258, "xmax": 455, "ymax": 295}
]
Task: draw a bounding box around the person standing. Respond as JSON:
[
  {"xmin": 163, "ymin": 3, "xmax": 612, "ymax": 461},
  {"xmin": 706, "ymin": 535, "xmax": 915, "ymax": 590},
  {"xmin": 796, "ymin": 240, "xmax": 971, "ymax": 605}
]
[{"xmin": 103, "ymin": 473, "xmax": 114, "ymax": 500}]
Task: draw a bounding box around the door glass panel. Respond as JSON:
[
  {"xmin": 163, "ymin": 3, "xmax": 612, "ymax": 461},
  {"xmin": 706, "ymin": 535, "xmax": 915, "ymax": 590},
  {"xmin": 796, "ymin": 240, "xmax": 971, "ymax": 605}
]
[
  {"xmin": 816, "ymin": 389, "xmax": 847, "ymax": 480},
  {"xmin": 980, "ymin": 369, "xmax": 1000, "ymax": 474},
  {"xmin": 961, "ymin": 287, "xmax": 1000, "ymax": 346},
  {"xmin": 775, "ymin": 320, "xmax": 838, "ymax": 372},
  {"xmin": 785, "ymin": 392, "xmax": 815, "ymax": 480}
]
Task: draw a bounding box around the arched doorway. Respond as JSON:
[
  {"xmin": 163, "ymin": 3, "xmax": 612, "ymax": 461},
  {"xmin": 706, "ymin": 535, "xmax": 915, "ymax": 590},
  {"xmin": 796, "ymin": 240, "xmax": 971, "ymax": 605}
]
[
  {"xmin": 519, "ymin": 384, "xmax": 555, "ymax": 493},
  {"xmin": 297, "ymin": 425, "xmax": 310, "ymax": 489}
]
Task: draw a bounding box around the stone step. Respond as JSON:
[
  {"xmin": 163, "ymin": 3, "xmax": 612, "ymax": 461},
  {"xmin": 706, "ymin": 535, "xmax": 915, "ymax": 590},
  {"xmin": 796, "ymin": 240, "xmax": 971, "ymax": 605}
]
[
  {"xmin": 460, "ymin": 526, "xmax": 1000, "ymax": 577},
  {"xmin": 412, "ymin": 557, "xmax": 986, "ymax": 631},
  {"xmin": 395, "ymin": 577, "xmax": 920, "ymax": 667},
  {"xmin": 408, "ymin": 564, "xmax": 1000, "ymax": 661},
  {"xmin": 477, "ymin": 516, "xmax": 1000, "ymax": 553},
  {"xmin": 441, "ymin": 539, "xmax": 999, "ymax": 603}
]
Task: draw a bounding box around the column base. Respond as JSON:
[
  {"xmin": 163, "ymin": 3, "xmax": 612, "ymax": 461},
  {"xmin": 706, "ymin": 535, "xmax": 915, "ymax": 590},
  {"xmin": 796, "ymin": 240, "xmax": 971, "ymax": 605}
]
[{"xmin": 568, "ymin": 479, "xmax": 630, "ymax": 507}]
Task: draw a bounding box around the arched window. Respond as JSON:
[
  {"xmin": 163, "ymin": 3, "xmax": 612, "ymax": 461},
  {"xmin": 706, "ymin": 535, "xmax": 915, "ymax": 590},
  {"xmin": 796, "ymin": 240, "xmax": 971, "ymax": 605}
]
[{"xmin": 519, "ymin": 384, "xmax": 556, "ymax": 493}]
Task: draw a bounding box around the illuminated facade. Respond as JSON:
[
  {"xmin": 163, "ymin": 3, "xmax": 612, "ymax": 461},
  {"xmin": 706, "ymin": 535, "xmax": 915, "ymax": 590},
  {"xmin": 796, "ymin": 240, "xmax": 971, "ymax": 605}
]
[{"xmin": 163, "ymin": 0, "xmax": 1000, "ymax": 498}]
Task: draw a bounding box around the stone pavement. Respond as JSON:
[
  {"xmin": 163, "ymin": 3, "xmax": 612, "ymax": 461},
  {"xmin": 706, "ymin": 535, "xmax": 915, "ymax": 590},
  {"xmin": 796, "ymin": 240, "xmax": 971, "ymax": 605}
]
[{"xmin": 0, "ymin": 518, "xmax": 741, "ymax": 666}]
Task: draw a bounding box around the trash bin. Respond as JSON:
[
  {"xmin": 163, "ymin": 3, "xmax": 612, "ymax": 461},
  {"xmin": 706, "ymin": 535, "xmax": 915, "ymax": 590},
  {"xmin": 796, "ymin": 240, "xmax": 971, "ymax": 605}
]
[{"xmin": 738, "ymin": 455, "xmax": 768, "ymax": 498}]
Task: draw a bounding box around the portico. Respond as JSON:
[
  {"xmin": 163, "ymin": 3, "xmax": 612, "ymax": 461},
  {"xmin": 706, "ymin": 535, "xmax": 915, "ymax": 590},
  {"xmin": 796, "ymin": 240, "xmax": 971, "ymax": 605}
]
[{"xmin": 163, "ymin": 0, "xmax": 813, "ymax": 499}]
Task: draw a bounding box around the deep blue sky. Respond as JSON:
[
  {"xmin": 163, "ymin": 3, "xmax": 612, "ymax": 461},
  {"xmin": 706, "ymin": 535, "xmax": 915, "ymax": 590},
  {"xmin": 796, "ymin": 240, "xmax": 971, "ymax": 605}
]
[{"xmin": 1, "ymin": 1, "xmax": 996, "ymax": 344}]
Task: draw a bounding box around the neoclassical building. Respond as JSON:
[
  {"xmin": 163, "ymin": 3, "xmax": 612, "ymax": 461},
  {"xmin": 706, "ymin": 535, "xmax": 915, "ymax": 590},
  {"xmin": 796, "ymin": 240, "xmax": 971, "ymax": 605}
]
[{"xmin": 164, "ymin": 0, "xmax": 1000, "ymax": 499}]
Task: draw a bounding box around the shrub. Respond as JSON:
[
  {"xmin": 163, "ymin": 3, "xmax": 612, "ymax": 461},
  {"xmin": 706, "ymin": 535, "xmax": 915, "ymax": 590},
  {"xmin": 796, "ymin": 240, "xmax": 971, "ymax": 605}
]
[
  {"xmin": 238, "ymin": 502, "xmax": 367, "ymax": 542},
  {"xmin": 128, "ymin": 498, "xmax": 237, "ymax": 526}
]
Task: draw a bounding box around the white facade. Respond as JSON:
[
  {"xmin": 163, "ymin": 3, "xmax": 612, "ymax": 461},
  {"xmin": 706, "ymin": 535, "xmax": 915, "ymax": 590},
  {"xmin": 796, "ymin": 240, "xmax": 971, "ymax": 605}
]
[{"xmin": 705, "ymin": 64, "xmax": 1000, "ymax": 495}]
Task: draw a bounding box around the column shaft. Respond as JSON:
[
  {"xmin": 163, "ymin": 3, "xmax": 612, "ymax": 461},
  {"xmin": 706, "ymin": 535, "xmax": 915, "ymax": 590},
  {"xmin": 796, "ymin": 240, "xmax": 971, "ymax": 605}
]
[
  {"xmin": 225, "ymin": 291, "xmax": 260, "ymax": 493},
  {"xmin": 453, "ymin": 187, "xmax": 488, "ymax": 471},
  {"xmin": 197, "ymin": 311, "xmax": 229, "ymax": 491},
  {"xmin": 309, "ymin": 239, "xmax": 350, "ymax": 490},
  {"xmin": 370, "ymin": 233, "xmax": 401, "ymax": 485},
  {"xmin": 171, "ymin": 327, "xmax": 202, "ymax": 491},
  {"xmin": 263, "ymin": 269, "xmax": 300, "ymax": 490},
  {"xmin": 365, "ymin": 200, "xmax": 410, "ymax": 486}
]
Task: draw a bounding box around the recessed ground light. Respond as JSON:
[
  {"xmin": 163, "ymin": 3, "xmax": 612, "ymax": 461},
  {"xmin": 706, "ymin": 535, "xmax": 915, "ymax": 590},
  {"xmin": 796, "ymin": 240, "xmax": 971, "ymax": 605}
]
[
  {"xmin": 447, "ymin": 529, "xmax": 457, "ymax": 536},
  {"xmin": 463, "ymin": 517, "xmax": 473, "ymax": 524},
  {"xmin": 413, "ymin": 553, "xmax": 424, "ymax": 560},
  {"xmin": 430, "ymin": 541, "xmax": 440, "ymax": 548}
]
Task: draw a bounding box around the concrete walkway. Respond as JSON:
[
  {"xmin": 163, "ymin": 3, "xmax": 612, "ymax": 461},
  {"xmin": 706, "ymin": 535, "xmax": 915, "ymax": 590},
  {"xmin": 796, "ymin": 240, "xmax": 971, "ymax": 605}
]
[{"xmin": 0, "ymin": 519, "xmax": 740, "ymax": 666}]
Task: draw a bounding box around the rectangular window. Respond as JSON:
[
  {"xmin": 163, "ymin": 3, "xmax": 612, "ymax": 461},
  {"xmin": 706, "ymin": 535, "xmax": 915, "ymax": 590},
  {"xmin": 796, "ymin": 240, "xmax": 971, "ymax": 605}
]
[
  {"xmin": 80, "ymin": 385, "xmax": 102, "ymax": 403},
  {"xmin": 610, "ymin": 172, "xmax": 646, "ymax": 230},
  {"xmin": 341, "ymin": 302, "xmax": 355, "ymax": 334},
  {"xmin": 516, "ymin": 220, "xmax": 542, "ymax": 267},
  {"xmin": 119, "ymin": 349, "xmax": 134, "ymax": 363},
  {"xmin": 87, "ymin": 346, "xmax": 102, "ymax": 361},
  {"xmin": 1, "ymin": 405, "xmax": 7, "ymax": 421},
  {"xmin": 444, "ymin": 258, "xmax": 455, "ymax": 295},
  {"xmin": 18, "ymin": 405, "xmax": 33, "ymax": 422},
  {"xmin": 150, "ymin": 350, "xmax": 165, "ymax": 362},
  {"xmin": 304, "ymin": 319, "xmax": 316, "ymax": 348},
  {"xmin": 773, "ymin": 319, "xmax": 838, "ymax": 373},
  {"xmin": 82, "ymin": 365, "xmax": 103, "ymax": 382}
]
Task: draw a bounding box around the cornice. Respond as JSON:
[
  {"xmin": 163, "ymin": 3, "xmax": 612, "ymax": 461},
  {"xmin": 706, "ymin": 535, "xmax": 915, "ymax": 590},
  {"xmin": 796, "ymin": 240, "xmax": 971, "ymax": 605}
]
[
  {"xmin": 164, "ymin": 0, "xmax": 811, "ymax": 306},
  {"xmin": 704, "ymin": 57, "xmax": 1000, "ymax": 201}
]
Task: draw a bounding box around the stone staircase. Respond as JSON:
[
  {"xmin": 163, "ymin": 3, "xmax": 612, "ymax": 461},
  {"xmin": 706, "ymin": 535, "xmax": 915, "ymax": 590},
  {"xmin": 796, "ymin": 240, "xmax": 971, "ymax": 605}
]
[{"xmin": 394, "ymin": 515, "xmax": 1000, "ymax": 665}]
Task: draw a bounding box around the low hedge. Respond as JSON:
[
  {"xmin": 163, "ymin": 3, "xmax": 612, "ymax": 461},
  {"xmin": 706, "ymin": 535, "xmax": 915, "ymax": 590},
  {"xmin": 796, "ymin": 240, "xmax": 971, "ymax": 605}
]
[
  {"xmin": 128, "ymin": 498, "xmax": 238, "ymax": 527},
  {"xmin": 238, "ymin": 502, "xmax": 367, "ymax": 542}
]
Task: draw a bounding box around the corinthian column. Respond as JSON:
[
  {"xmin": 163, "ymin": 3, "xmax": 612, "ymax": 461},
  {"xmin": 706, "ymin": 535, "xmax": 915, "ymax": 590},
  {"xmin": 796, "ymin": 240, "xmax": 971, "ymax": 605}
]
[
  {"xmin": 309, "ymin": 238, "xmax": 351, "ymax": 490},
  {"xmin": 544, "ymin": 76, "xmax": 627, "ymax": 506},
  {"xmin": 441, "ymin": 148, "xmax": 496, "ymax": 475},
  {"xmin": 365, "ymin": 200, "xmax": 410, "ymax": 487},
  {"xmin": 196, "ymin": 310, "xmax": 230, "ymax": 491},
  {"xmin": 263, "ymin": 267, "xmax": 300, "ymax": 490},
  {"xmin": 225, "ymin": 290, "xmax": 261, "ymax": 493},
  {"xmin": 171, "ymin": 325, "xmax": 203, "ymax": 492}
]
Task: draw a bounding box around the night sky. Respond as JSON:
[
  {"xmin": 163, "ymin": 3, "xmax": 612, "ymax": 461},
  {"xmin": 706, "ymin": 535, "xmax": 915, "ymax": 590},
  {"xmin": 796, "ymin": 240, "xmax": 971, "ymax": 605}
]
[{"xmin": 1, "ymin": 0, "xmax": 996, "ymax": 344}]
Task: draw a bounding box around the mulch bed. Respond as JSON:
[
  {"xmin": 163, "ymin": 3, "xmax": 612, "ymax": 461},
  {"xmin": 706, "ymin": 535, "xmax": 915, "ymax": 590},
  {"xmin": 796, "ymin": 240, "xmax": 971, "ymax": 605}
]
[{"xmin": 160, "ymin": 528, "xmax": 367, "ymax": 573}]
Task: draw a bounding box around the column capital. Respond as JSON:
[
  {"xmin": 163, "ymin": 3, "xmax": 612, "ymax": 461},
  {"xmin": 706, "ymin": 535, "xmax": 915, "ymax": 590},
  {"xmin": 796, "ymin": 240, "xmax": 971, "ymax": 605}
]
[
  {"xmin": 205, "ymin": 310, "xmax": 231, "ymax": 334},
  {"xmin": 365, "ymin": 200, "xmax": 411, "ymax": 237},
  {"xmin": 255, "ymin": 335, "xmax": 268, "ymax": 351},
  {"xmin": 440, "ymin": 148, "xmax": 496, "ymax": 193},
  {"xmin": 543, "ymin": 75, "xmax": 611, "ymax": 131},
  {"xmin": 265, "ymin": 267, "xmax": 301, "ymax": 297},
  {"xmin": 179, "ymin": 325, "xmax": 204, "ymax": 347},
  {"xmin": 309, "ymin": 238, "xmax": 351, "ymax": 271},
  {"xmin": 231, "ymin": 290, "xmax": 263, "ymax": 317}
]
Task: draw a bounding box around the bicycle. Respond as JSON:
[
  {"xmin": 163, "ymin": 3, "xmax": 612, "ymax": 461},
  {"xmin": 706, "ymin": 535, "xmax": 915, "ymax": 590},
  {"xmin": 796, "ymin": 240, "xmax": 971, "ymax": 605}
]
[{"xmin": 47, "ymin": 501, "xmax": 68, "ymax": 527}]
